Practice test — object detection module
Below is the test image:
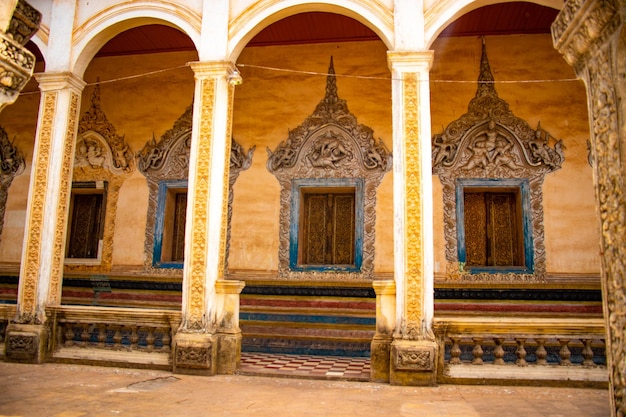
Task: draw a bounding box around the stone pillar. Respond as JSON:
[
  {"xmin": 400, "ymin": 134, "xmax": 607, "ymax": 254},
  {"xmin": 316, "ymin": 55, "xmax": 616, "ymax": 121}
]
[
  {"xmin": 173, "ymin": 61, "xmax": 238, "ymax": 376},
  {"xmin": 6, "ymin": 72, "xmax": 85, "ymax": 363},
  {"xmin": 387, "ymin": 51, "xmax": 437, "ymax": 386},
  {"xmin": 370, "ymin": 280, "xmax": 396, "ymax": 382},
  {"xmin": 552, "ymin": 2, "xmax": 625, "ymax": 416}
]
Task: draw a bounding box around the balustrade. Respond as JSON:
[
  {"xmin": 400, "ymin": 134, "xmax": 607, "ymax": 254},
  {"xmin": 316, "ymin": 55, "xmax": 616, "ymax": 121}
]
[
  {"xmin": 443, "ymin": 335, "xmax": 605, "ymax": 366},
  {"xmin": 59, "ymin": 322, "xmax": 172, "ymax": 352}
]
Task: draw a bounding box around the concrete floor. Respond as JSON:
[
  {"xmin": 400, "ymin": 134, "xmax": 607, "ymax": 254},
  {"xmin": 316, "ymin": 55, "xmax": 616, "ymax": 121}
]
[{"xmin": 0, "ymin": 362, "xmax": 610, "ymax": 417}]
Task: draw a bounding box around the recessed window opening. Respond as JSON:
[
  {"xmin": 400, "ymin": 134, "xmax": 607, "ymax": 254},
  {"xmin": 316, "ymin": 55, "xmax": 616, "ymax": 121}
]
[
  {"xmin": 463, "ymin": 187, "xmax": 523, "ymax": 267},
  {"xmin": 300, "ymin": 187, "xmax": 356, "ymax": 266},
  {"xmin": 290, "ymin": 178, "xmax": 363, "ymax": 273},
  {"xmin": 66, "ymin": 181, "xmax": 107, "ymax": 262},
  {"xmin": 456, "ymin": 178, "xmax": 534, "ymax": 274},
  {"xmin": 154, "ymin": 180, "xmax": 187, "ymax": 268}
]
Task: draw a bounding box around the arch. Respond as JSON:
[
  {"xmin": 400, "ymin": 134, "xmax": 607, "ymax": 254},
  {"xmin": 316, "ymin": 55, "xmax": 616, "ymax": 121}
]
[
  {"xmin": 424, "ymin": 0, "xmax": 563, "ymax": 48},
  {"xmin": 228, "ymin": 0, "xmax": 393, "ymax": 61},
  {"xmin": 71, "ymin": 3, "xmax": 201, "ymax": 77}
]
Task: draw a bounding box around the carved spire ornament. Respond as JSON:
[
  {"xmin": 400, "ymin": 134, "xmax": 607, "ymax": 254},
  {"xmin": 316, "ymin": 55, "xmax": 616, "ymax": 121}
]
[
  {"xmin": 267, "ymin": 57, "xmax": 391, "ymax": 280},
  {"xmin": 432, "ymin": 39, "xmax": 565, "ymax": 283}
]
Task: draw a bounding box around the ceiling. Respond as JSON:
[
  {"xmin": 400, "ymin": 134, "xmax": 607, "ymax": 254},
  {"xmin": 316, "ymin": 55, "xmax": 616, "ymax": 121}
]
[{"xmin": 27, "ymin": 2, "xmax": 559, "ymax": 60}]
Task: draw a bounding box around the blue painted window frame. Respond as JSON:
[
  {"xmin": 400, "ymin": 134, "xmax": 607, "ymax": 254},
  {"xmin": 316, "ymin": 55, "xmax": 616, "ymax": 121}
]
[
  {"xmin": 289, "ymin": 178, "xmax": 364, "ymax": 272},
  {"xmin": 153, "ymin": 179, "xmax": 187, "ymax": 269},
  {"xmin": 456, "ymin": 178, "xmax": 534, "ymax": 274}
]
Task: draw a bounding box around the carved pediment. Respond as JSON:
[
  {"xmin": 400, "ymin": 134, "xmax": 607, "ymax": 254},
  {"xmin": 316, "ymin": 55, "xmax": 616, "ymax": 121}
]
[
  {"xmin": 76, "ymin": 84, "xmax": 135, "ymax": 175},
  {"xmin": 267, "ymin": 57, "xmax": 391, "ymax": 182},
  {"xmin": 432, "ymin": 40, "xmax": 564, "ymax": 180},
  {"xmin": 137, "ymin": 105, "xmax": 193, "ymax": 179}
]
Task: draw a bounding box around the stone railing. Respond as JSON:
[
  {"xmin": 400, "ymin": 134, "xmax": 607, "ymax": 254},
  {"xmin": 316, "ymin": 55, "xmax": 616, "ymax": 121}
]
[
  {"xmin": 433, "ymin": 316, "xmax": 608, "ymax": 386},
  {"xmin": 49, "ymin": 306, "xmax": 181, "ymax": 369}
]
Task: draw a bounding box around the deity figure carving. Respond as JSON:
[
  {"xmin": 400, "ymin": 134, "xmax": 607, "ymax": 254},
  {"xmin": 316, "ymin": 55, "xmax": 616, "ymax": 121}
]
[{"xmin": 306, "ymin": 131, "xmax": 353, "ymax": 168}]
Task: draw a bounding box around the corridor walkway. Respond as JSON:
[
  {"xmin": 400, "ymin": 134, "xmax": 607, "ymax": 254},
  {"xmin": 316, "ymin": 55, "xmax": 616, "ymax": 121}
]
[{"xmin": 0, "ymin": 361, "xmax": 610, "ymax": 417}]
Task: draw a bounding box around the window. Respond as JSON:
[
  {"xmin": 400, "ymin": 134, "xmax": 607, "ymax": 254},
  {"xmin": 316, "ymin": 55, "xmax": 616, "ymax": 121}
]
[
  {"xmin": 456, "ymin": 179, "xmax": 533, "ymax": 273},
  {"xmin": 154, "ymin": 180, "xmax": 187, "ymax": 268},
  {"xmin": 66, "ymin": 181, "xmax": 107, "ymax": 263},
  {"xmin": 290, "ymin": 178, "xmax": 363, "ymax": 272}
]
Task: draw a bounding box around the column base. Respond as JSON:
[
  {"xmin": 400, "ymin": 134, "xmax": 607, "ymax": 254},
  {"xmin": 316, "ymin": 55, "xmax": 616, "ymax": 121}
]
[
  {"xmin": 5, "ymin": 323, "xmax": 49, "ymax": 364},
  {"xmin": 216, "ymin": 331, "xmax": 242, "ymax": 375},
  {"xmin": 389, "ymin": 339, "xmax": 438, "ymax": 386},
  {"xmin": 370, "ymin": 335, "xmax": 392, "ymax": 382},
  {"xmin": 173, "ymin": 332, "xmax": 216, "ymax": 376}
]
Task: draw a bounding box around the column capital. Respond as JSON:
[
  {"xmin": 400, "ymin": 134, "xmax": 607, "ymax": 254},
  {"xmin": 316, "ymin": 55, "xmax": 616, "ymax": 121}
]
[
  {"xmin": 188, "ymin": 60, "xmax": 238, "ymax": 80},
  {"xmin": 34, "ymin": 71, "xmax": 86, "ymax": 93},
  {"xmin": 387, "ymin": 50, "xmax": 434, "ymax": 73},
  {"xmin": 551, "ymin": 0, "xmax": 621, "ymax": 68}
]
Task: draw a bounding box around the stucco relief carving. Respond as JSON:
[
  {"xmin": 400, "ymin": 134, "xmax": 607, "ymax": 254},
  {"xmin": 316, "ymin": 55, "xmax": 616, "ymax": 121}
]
[
  {"xmin": 0, "ymin": 125, "xmax": 25, "ymax": 243},
  {"xmin": 138, "ymin": 103, "xmax": 253, "ymax": 275},
  {"xmin": 0, "ymin": 0, "xmax": 40, "ymax": 110},
  {"xmin": 553, "ymin": 1, "xmax": 625, "ymax": 415},
  {"xmin": 66, "ymin": 85, "xmax": 134, "ymax": 274},
  {"xmin": 267, "ymin": 58, "xmax": 392, "ymax": 280},
  {"xmin": 18, "ymin": 91, "xmax": 55, "ymax": 324},
  {"xmin": 432, "ymin": 40, "xmax": 564, "ymax": 283}
]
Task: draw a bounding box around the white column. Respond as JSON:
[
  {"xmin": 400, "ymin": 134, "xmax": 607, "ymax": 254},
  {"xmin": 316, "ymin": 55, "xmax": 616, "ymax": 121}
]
[{"xmin": 387, "ymin": 50, "xmax": 436, "ymax": 386}]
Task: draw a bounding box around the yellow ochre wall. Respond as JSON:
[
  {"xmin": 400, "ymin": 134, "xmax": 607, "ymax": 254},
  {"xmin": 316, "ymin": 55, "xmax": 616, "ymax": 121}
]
[{"xmin": 0, "ymin": 34, "xmax": 600, "ymax": 277}]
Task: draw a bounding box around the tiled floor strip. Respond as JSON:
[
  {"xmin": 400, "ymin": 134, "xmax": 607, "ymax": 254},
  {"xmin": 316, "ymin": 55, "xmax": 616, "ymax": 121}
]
[{"xmin": 239, "ymin": 352, "xmax": 371, "ymax": 381}]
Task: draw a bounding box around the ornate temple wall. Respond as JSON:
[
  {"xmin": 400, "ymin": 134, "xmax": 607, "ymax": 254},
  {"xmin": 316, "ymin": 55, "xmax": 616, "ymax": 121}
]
[
  {"xmin": 0, "ymin": 34, "xmax": 600, "ymax": 278},
  {"xmin": 430, "ymin": 34, "xmax": 600, "ymax": 277},
  {"xmin": 230, "ymin": 40, "xmax": 393, "ymax": 273}
]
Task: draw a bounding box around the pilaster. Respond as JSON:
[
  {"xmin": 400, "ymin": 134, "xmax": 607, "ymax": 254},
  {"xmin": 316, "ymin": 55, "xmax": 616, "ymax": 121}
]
[
  {"xmin": 215, "ymin": 279, "xmax": 245, "ymax": 374},
  {"xmin": 552, "ymin": 2, "xmax": 625, "ymax": 415},
  {"xmin": 7, "ymin": 71, "xmax": 85, "ymax": 363},
  {"xmin": 387, "ymin": 50, "xmax": 437, "ymax": 386},
  {"xmin": 370, "ymin": 280, "xmax": 396, "ymax": 382},
  {"xmin": 173, "ymin": 61, "xmax": 238, "ymax": 375}
]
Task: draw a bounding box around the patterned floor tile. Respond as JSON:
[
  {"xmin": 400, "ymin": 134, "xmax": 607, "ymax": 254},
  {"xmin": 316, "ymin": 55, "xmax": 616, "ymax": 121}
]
[{"xmin": 239, "ymin": 352, "xmax": 371, "ymax": 381}]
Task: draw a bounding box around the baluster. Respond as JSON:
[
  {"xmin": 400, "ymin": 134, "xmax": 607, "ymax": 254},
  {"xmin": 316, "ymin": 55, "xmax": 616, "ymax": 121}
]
[
  {"xmin": 515, "ymin": 338, "xmax": 528, "ymax": 366},
  {"xmin": 80, "ymin": 324, "xmax": 90, "ymax": 347},
  {"xmin": 130, "ymin": 326, "xmax": 139, "ymax": 351},
  {"xmin": 493, "ymin": 338, "xmax": 505, "ymax": 365},
  {"xmin": 535, "ymin": 338, "xmax": 548, "ymax": 365},
  {"xmin": 97, "ymin": 324, "xmax": 106, "ymax": 348},
  {"xmin": 113, "ymin": 326, "xmax": 122, "ymax": 350},
  {"xmin": 582, "ymin": 339, "xmax": 595, "ymax": 366},
  {"xmin": 449, "ymin": 337, "xmax": 461, "ymax": 364},
  {"xmin": 472, "ymin": 338, "xmax": 483, "ymax": 365},
  {"xmin": 146, "ymin": 328, "xmax": 155, "ymax": 352},
  {"xmin": 64, "ymin": 324, "xmax": 75, "ymax": 347},
  {"xmin": 559, "ymin": 338, "xmax": 572, "ymax": 366},
  {"xmin": 161, "ymin": 327, "xmax": 171, "ymax": 353}
]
